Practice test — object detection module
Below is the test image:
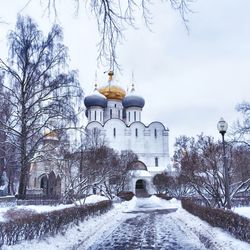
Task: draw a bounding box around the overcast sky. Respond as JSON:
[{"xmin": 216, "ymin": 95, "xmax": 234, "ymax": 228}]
[{"xmin": 0, "ymin": 0, "xmax": 250, "ymax": 155}]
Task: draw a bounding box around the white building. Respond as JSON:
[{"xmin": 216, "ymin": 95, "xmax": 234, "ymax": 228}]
[
  {"xmin": 28, "ymin": 71, "xmax": 170, "ymax": 198},
  {"xmin": 84, "ymin": 71, "xmax": 170, "ymax": 195}
]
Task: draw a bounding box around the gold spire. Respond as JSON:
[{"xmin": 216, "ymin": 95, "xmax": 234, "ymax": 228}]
[
  {"xmin": 131, "ymin": 71, "xmax": 135, "ymax": 91},
  {"xmin": 108, "ymin": 70, "xmax": 114, "ymax": 81},
  {"xmin": 98, "ymin": 70, "xmax": 126, "ymax": 100}
]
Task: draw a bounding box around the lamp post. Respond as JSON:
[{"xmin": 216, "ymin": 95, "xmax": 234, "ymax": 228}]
[{"xmin": 217, "ymin": 117, "xmax": 231, "ymax": 209}]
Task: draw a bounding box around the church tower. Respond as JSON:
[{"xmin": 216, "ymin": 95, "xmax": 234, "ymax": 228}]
[
  {"xmin": 84, "ymin": 71, "xmax": 170, "ymax": 195},
  {"xmin": 98, "ymin": 71, "xmax": 126, "ymax": 122},
  {"xmin": 84, "ymin": 84, "xmax": 107, "ymax": 124},
  {"xmin": 122, "ymin": 83, "xmax": 145, "ymax": 125}
]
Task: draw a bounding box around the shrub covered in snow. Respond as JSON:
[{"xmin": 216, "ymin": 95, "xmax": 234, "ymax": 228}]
[
  {"xmin": 0, "ymin": 200, "xmax": 112, "ymax": 246},
  {"xmin": 117, "ymin": 191, "xmax": 134, "ymax": 201},
  {"xmin": 155, "ymin": 194, "xmax": 173, "ymax": 200},
  {"xmin": 182, "ymin": 199, "xmax": 250, "ymax": 243},
  {"xmin": 3, "ymin": 208, "xmax": 37, "ymax": 221}
]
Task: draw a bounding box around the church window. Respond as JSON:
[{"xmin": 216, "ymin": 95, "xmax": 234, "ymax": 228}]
[
  {"xmin": 134, "ymin": 111, "xmax": 136, "ymax": 121},
  {"xmin": 128, "ymin": 112, "xmax": 131, "ymax": 122},
  {"xmin": 114, "ymin": 104, "xmax": 117, "ymax": 108},
  {"xmin": 113, "ymin": 128, "xmax": 116, "ymax": 137},
  {"xmin": 110, "ymin": 109, "xmax": 112, "ymax": 118},
  {"xmin": 154, "ymin": 129, "xmax": 157, "ymax": 138},
  {"xmin": 100, "ymin": 112, "xmax": 102, "ymax": 122},
  {"xmin": 155, "ymin": 157, "xmax": 159, "ymax": 167},
  {"xmin": 135, "ymin": 128, "xmax": 138, "ymax": 137},
  {"xmin": 89, "ymin": 110, "xmax": 91, "ymax": 120},
  {"xmin": 94, "ymin": 111, "xmax": 97, "ymax": 120}
]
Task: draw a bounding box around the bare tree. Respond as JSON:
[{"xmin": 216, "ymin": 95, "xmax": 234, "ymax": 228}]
[
  {"xmin": 228, "ymin": 143, "xmax": 250, "ymax": 198},
  {"xmin": 59, "ymin": 145, "xmax": 121, "ymax": 203},
  {"xmin": 21, "ymin": 0, "xmax": 194, "ymax": 70},
  {"xmin": 83, "ymin": 128, "xmax": 107, "ymax": 149},
  {"xmin": 0, "ymin": 16, "xmax": 83, "ymax": 199},
  {"xmin": 153, "ymin": 172, "xmax": 194, "ymax": 198},
  {"xmin": 233, "ymin": 101, "xmax": 250, "ymax": 148},
  {"xmin": 0, "ymin": 79, "xmax": 20, "ymax": 195},
  {"xmin": 174, "ymin": 134, "xmax": 250, "ymax": 208},
  {"xmin": 103, "ymin": 150, "xmax": 138, "ymax": 199}
]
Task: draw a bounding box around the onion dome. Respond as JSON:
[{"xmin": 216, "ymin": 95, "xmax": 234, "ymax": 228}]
[
  {"xmin": 98, "ymin": 71, "xmax": 126, "ymax": 100},
  {"xmin": 122, "ymin": 84, "xmax": 145, "ymax": 108},
  {"xmin": 84, "ymin": 84, "xmax": 107, "ymax": 108}
]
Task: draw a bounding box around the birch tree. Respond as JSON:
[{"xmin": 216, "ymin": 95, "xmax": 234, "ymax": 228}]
[{"xmin": 0, "ymin": 16, "xmax": 83, "ymax": 199}]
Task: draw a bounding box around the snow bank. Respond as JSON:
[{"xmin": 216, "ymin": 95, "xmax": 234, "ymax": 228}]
[
  {"xmin": 233, "ymin": 206, "xmax": 250, "ymax": 219},
  {"xmin": 172, "ymin": 208, "xmax": 250, "ymax": 250},
  {"xmin": 0, "ymin": 195, "xmax": 109, "ymax": 222},
  {"xmin": 75, "ymin": 194, "xmax": 109, "ymax": 205},
  {"xmin": 132, "ymin": 195, "xmax": 181, "ymax": 211}
]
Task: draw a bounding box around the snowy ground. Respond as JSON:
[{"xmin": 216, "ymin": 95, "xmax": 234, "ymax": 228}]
[
  {"xmin": 233, "ymin": 206, "xmax": 250, "ymax": 219},
  {"xmin": 2, "ymin": 196, "xmax": 250, "ymax": 250}
]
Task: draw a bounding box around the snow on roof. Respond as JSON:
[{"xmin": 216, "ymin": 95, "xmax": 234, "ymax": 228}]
[{"xmin": 130, "ymin": 170, "xmax": 152, "ymax": 178}]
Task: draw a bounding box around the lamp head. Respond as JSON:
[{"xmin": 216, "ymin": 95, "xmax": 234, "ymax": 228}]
[{"xmin": 217, "ymin": 117, "xmax": 228, "ymax": 135}]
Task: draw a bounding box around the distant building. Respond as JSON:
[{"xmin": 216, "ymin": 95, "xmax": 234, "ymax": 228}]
[{"xmin": 28, "ymin": 131, "xmax": 63, "ymax": 199}]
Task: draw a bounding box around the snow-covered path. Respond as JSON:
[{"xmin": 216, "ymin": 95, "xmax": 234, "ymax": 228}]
[
  {"xmin": 88, "ymin": 209, "xmax": 202, "ymax": 249},
  {"xmin": 80, "ymin": 197, "xmax": 250, "ymax": 250},
  {"xmin": 86, "ymin": 198, "xmax": 204, "ymax": 250}
]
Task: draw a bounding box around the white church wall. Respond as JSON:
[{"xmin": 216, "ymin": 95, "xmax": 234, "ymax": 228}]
[
  {"xmin": 125, "ymin": 107, "xmax": 142, "ymax": 125},
  {"xmin": 86, "ymin": 119, "xmax": 170, "ymax": 173},
  {"xmin": 104, "ymin": 100, "xmax": 123, "ymax": 122}
]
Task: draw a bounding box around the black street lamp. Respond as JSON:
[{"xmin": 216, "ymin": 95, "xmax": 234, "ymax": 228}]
[{"xmin": 217, "ymin": 117, "xmax": 231, "ymax": 209}]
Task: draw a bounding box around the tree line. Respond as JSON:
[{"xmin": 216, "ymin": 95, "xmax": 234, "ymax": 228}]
[{"xmin": 154, "ymin": 110, "xmax": 250, "ymax": 208}]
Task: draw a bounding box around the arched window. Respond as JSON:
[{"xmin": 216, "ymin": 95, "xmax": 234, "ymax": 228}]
[
  {"xmin": 113, "ymin": 128, "xmax": 116, "ymax": 137},
  {"xmin": 40, "ymin": 175, "xmax": 48, "ymax": 195},
  {"xmin": 128, "ymin": 112, "xmax": 131, "ymax": 122},
  {"xmin": 89, "ymin": 110, "xmax": 91, "ymax": 120},
  {"xmin": 155, "ymin": 157, "xmax": 159, "ymax": 167},
  {"xmin": 135, "ymin": 128, "xmax": 138, "ymax": 137},
  {"xmin": 94, "ymin": 110, "xmax": 97, "ymax": 120},
  {"xmin": 110, "ymin": 109, "xmax": 112, "ymax": 118},
  {"xmin": 134, "ymin": 111, "xmax": 136, "ymax": 121},
  {"xmin": 154, "ymin": 129, "xmax": 157, "ymax": 138},
  {"xmin": 118, "ymin": 110, "xmax": 121, "ymax": 119}
]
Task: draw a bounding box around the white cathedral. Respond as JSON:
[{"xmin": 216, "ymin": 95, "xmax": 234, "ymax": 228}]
[
  {"xmin": 84, "ymin": 71, "xmax": 170, "ymax": 195},
  {"xmin": 28, "ymin": 71, "xmax": 170, "ymax": 197}
]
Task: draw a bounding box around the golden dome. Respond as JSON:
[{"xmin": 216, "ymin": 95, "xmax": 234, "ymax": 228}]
[
  {"xmin": 98, "ymin": 71, "xmax": 126, "ymax": 100},
  {"xmin": 99, "ymin": 85, "xmax": 126, "ymax": 100},
  {"xmin": 44, "ymin": 130, "xmax": 59, "ymax": 140}
]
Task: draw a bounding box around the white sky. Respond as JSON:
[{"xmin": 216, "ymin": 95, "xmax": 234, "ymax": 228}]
[{"xmin": 0, "ymin": 0, "xmax": 250, "ymax": 155}]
